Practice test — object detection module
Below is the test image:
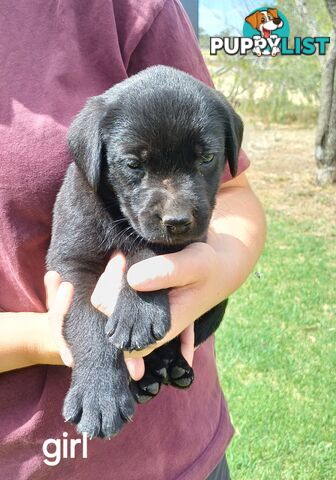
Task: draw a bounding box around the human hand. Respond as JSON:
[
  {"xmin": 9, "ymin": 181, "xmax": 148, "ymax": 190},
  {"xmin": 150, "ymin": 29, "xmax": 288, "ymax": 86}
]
[
  {"xmin": 91, "ymin": 253, "xmax": 196, "ymax": 380},
  {"xmin": 44, "ymin": 271, "xmax": 75, "ymax": 367},
  {"xmin": 0, "ymin": 274, "xmax": 74, "ymax": 373},
  {"xmin": 91, "ymin": 242, "xmax": 222, "ymax": 373},
  {"xmin": 126, "ymin": 241, "xmax": 221, "ymax": 346}
]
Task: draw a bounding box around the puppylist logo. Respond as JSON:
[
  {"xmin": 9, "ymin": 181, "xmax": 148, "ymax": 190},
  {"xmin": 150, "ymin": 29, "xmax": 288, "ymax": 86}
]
[{"xmin": 210, "ymin": 7, "xmax": 330, "ymax": 57}]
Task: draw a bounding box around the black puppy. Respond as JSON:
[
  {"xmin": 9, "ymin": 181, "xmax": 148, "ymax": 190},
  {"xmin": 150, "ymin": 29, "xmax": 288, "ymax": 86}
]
[{"xmin": 47, "ymin": 66, "xmax": 243, "ymax": 439}]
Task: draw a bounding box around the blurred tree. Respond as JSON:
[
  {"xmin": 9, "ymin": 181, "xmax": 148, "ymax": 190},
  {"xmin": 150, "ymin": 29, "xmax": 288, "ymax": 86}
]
[
  {"xmin": 198, "ymin": 27, "xmax": 210, "ymax": 49},
  {"xmin": 315, "ymin": 0, "xmax": 336, "ymax": 185}
]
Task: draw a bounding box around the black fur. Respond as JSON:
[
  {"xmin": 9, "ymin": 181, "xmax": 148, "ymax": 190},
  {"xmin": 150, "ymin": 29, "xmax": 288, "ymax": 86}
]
[{"xmin": 47, "ymin": 66, "xmax": 243, "ymax": 438}]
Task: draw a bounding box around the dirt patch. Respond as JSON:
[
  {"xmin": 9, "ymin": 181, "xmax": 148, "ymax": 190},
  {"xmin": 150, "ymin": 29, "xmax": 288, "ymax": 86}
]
[{"xmin": 242, "ymin": 121, "xmax": 336, "ymax": 237}]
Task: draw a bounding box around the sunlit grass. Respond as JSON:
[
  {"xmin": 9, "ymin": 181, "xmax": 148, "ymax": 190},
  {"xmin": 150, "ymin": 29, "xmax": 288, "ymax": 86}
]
[{"xmin": 215, "ymin": 209, "xmax": 336, "ymax": 479}]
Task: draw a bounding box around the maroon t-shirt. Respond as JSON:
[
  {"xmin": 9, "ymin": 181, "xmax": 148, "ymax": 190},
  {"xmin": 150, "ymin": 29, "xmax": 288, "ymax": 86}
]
[{"xmin": 0, "ymin": 1, "xmax": 249, "ymax": 479}]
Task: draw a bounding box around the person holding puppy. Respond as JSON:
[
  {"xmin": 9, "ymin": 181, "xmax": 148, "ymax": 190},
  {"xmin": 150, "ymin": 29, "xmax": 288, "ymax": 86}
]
[{"xmin": 0, "ymin": 1, "xmax": 266, "ymax": 479}]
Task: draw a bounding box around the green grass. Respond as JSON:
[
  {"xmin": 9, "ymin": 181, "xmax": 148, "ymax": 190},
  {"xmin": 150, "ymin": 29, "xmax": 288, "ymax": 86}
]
[{"xmin": 215, "ymin": 209, "xmax": 336, "ymax": 479}]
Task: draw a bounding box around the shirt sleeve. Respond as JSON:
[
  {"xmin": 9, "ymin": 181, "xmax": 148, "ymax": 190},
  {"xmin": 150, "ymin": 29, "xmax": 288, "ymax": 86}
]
[{"xmin": 127, "ymin": 0, "xmax": 250, "ymax": 181}]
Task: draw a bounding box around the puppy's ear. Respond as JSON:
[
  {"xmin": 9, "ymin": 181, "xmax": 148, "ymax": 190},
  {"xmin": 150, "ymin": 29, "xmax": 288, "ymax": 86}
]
[
  {"xmin": 225, "ymin": 106, "xmax": 244, "ymax": 178},
  {"xmin": 215, "ymin": 91, "xmax": 244, "ymax": 177},
  {"xmin": 67, "ymin": 96, "xmax": 107, "ymax": 191}
]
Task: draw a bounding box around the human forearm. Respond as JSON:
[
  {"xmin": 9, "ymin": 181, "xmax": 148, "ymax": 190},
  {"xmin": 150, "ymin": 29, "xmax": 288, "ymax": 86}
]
[
  {"xmin": 208, "ymin": 174, "xmax": 267, "ymax": 299},
  {"xmin": 0, "ymin": 312, "xmax": 62, "ymax": 373}
]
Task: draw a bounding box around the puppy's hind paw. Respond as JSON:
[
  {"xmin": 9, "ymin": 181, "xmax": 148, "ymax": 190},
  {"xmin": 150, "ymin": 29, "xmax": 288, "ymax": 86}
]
[
  {"xmin": 129, "ymin": 344, "xmax": 194, "ymax": 406},
  {"xmin": 147, "ymin": 343, "xmax": 194, "ymax": 389},
  {"xmin": 168, "ymin": 357, "xmax": 194, "ymax": 389},
  {"xmin": 130, "ymin": 372, "xmax": 161, "ymax": 404}
]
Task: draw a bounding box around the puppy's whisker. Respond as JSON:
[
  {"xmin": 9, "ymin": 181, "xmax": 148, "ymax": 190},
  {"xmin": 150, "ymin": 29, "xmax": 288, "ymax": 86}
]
[
  {"xmin": 129, "ymin": 232, "xmax": 146, "ymax": 253},
  {"xmin": 111, "ymin": 227, "xmax": 133, "ymax": 246},
  {"xmin": 95, "ymin": 219, "xmax": 133, "ymax": 252},
  {"xmin": 110, "ymin": 218, "xmax": 128, "ymax": 225},
  {"xmin": 111, "ymin": 225, "xmax": 141, "ymax": 250},
  {"xmin": 123, "ymin": 228, "xmax": 145, "ymax": 253}
]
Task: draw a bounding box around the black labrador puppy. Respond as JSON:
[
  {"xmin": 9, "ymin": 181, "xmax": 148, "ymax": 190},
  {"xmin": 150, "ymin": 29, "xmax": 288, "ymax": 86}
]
[{"xmin": 47, "ymin": 66, "xmax": 243, "ymax": 439}]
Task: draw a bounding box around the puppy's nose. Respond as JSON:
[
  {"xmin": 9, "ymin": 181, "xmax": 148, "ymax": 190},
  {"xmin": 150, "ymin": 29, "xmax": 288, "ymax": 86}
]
[
  {"xmin": 273, "ymin": 17, "xmax": 282, "ymax": 25},
  {"xmin": 162, "ymin": 215, "xmax": 193, "ymax": 234}
]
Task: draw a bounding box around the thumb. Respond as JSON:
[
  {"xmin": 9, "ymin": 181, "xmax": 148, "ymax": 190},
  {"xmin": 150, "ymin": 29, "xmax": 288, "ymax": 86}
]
[{"xmin": 44, "ymin": 271, "xmax": 62, "ymax": 310}]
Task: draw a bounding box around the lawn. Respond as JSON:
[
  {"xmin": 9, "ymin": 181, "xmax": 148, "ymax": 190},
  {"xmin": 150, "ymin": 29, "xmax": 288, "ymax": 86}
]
[{"xmin": 215, "ymin": 125, "xmax": 336, "ymax": 479}]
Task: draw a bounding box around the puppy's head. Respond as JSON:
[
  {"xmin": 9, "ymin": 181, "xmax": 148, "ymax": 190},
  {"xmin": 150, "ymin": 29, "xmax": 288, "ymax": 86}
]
[{"xmin": 68, "ymin": 66, "xmax": 243, "ymax": 246}]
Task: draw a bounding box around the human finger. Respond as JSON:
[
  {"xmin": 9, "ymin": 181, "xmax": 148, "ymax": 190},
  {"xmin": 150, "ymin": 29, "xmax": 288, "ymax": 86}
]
[
  {"xmin": 126, "ymin": 242, "xmax": 216, "ymax": 291},
  {"xmin": 91, "ymin": 253, "xmax": 126, "ymax": 317}
]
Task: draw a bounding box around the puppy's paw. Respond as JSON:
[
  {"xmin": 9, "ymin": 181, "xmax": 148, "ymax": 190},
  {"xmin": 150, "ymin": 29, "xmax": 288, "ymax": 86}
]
[
  {"xmin": 63, "ymin": 366, "xmax": 135, "ymax": 439},
  {"xmin": 129, "ymin": 372, "xmax": 162, "ymax": 404},
  {"xmin": 106, "ymin": 288, "xmax": 170, "ymax": 350},
  {"xmin": 168, "ymin": 356, "xmax": 194, "ymax": 389},
  {"xmin": 148, "ymin": 343, "xmax": 194, "ymax": 389},
  {"xmin": 129, "ymin": 344, "xmax": 194, "ymax": 405}
]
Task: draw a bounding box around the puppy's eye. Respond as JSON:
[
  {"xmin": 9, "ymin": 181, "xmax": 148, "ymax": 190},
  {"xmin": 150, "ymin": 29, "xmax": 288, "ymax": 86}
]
[
  {"xmin": 127, "ymin": 159, "xmax": 143, "ymax": 170},
  {"xmin": 200, "ymin": 153, "xmax": 215, "ymax": 165}
]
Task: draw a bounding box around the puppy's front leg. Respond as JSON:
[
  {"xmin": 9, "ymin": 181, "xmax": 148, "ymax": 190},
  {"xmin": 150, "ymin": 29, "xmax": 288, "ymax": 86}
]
[
  {"xmin": 57, "ymin": 267, "xmax": 135, "ymax": 438},
  {"xmin": 105, "ymin": 248, "xmax": 171, "ymax": 351}
]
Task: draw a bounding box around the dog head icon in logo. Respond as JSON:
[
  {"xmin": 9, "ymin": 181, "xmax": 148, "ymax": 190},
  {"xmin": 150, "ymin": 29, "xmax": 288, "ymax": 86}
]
[
  {"xmin": 244, "ymin": 8, "xmax": 289, "ymax": 57},
  {"xmin": 245, "ymin": 8, "xmax": 283, "ymax": 39}
]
